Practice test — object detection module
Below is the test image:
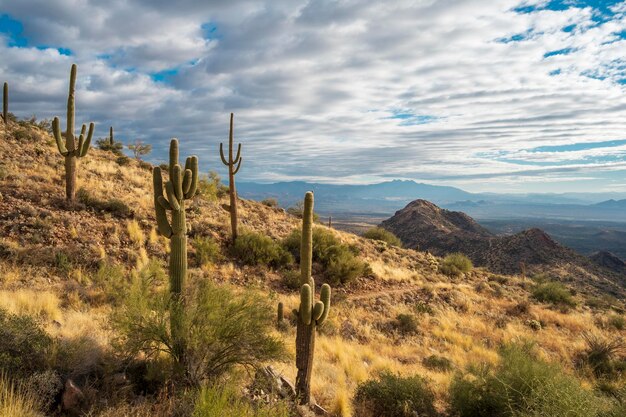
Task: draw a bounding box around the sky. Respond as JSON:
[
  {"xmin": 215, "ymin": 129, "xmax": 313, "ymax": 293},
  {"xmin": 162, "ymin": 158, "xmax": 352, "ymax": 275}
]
[{"xmin": 0, "ymin": 0, "xmax": 625, "ymax": 193}]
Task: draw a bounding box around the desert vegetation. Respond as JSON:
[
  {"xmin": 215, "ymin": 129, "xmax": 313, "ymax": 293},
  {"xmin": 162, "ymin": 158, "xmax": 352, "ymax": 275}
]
[{"xmin": 0, "ymin": 70, "xmax": 624, "ymax": 417}]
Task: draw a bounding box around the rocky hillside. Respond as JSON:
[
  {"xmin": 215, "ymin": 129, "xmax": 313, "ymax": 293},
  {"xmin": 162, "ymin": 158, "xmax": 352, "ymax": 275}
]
[{"xmin": 381, "ymin": 200, "xmax": 626, "ymax": 297}]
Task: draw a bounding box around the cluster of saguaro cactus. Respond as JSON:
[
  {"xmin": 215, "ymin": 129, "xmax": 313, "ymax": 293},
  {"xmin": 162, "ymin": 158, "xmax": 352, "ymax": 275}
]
[
  {"xmin": 52, "ymin": 64, "xmax": 95, "ymax": 202},
  {"xmin": 2, "ymin": 82, "xmax": 7, "ymax": 124},
  {"xmin": 293, "ymin": 191, "xmax": 332, "ymax": 404},
  {"xmin": 152, "ymin": 138, "xmax": 199, "ymax": 366},
  {"xmin": 220, "ymin": 113, "xmax": 242, "ymax": 242}
]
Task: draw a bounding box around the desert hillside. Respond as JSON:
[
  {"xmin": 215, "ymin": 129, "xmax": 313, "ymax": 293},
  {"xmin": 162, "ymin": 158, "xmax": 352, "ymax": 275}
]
[{"xmin": 0, "ymin": 119, "xmax": 625, "ymax": 416}]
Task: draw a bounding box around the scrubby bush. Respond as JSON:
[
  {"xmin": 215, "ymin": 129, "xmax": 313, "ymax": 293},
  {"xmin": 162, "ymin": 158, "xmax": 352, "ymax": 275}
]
[
  {"xmin": 261, "ymin": 198, "xmax": 279, "ymax": 208},
  {"xmin": 91, "ymin": 261, "xmax": 129, "ymax": 304},
  {"xmin": 439, "ymin": 252, "xmax": 473, "ymax": 277},
  {"xmin": 231, "ymin": 231, "xmax": 293, "ymax": 268},
  {"xmin": 354, "ymin": 371, "xmax": 437, "ymax": 417},
  {"xmin": 0, "ymin": 308, "xmax": 53, "ymax": 378},
  {"xmin": 393, "ymin": 313, "xmax": 419, "ymax": 335},
  {"xmin": 280, "ymin": 268, "xmax": 301, "ymax": 290},
  {"xmin": 115, "ymin": 155, "xmax": 131, "ymax": 166},
  {"xmin": 193, "ymin": 382, "xmax": 291, "ymax": 417},
  {"xmin": 283, "ymin": 227, "xmax": 369, "ymax": 285},
  {"xmin": 532, "ymin": 281, "xmax": 576, "ymax": 308},
  {"xmin": 95, "ymin": 138, "xmax": 124, "ymax": 154},
  {"xmin": 423, "ymin": 355, "xmax": 453, "ymax": 372},
  {"xmin": 193, "ymin": 236, "xmax": 222, "ymax": 267},
  {"xmin": 77, "ymin": 187, "xmax": 132, "ymax": 218},
  {"xmin": 449, "ymin": 343, "xmax": 603, "ymax": 417},
  {"xmin": 113, "ymin": 278, "xmax": 286, "ymax": 386},
  {"xmin": 580, "ymin": 333, "xmax": 626, "ymax": 379},
  {"xmin": 608, "ymin": 314, "xmax": 625, "ymax": 331},
  {"xmin": 197, "ymin": 171, "xmax": 223, "ymax": 202},
  {"xmin": 362, "ymin": 227, "xmax": 402, "ymax": 247}
]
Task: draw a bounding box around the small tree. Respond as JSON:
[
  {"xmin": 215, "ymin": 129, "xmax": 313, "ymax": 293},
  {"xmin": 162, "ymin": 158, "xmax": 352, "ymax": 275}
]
[{"xmin": 128, "ymin": 139, "xmax": 152, "ymax": 160}]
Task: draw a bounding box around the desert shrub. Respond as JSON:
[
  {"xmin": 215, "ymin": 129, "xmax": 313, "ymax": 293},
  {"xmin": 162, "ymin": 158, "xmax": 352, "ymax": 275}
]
[
  {"xmin": 115, "ymin": 155, "xmax": 131, "ymax": 166},
  {"xmin": 414, "ymin": 301, "xmax": 434, "ymax": 315},
  {"xmin": 423, "ymin": 355, "xmax": 453, "ymax": 372},
  {"xmin": 449, "ymin": 343, "xmax": 603, "ymax": 417},
  {"xmin": 393, "ymin": 313, "xmax": 419, "ymax": 335},
  {"xmin": 197, "ymin": 171, "xmax": 222, "ymax": 202},
  {"xmin": 113, "ymin": 277, "xmax": 286, "ymax": 386},
  {"xmin": 532, "ymin": 282, "xmax": 576, "ymax": 308},
  {"xmin": 231, "ymin": 231, "xmax": 293, "ymax": 268},
  {"xmin": 193, "ymin": 382, "xmax": 291, "ymax": 417},
  {"xmin": 283, "ymin": 227, "xmax": 368, "ymax": 285},
  {"xmin": 91, "ymin": 261, "xmax": 129, "ymax": 304},
  {"xmin": 193, "ymin": 236, "xmax": 222, "ymax": 267},
  {"xmin": 362, "ymin": 227, "xmax": 402, "ymax": 247},
  {"xmin": 0, "ymin": 308, "xmax": 53, "ymax": 378},
  {"xmin": 608, "ymin": 315, "xmax": 625, "ymax": 331},
  {"xmin": 439, "ymin": 252, "xmax": 473, "ymax": 277},
  {"xmin": 280, "ymin": 268, "xmax": 301, "ymax": 290},
  {"xmin": 95, "ymin": 138, "xmax": 124, "ymax": 154},
  {"xmin": 77, "ymin": 187, "xmax": 132, "ymax": 218},
  {"xmin": 24, "ymin": 370, "xmax": 63, "ymax": 411},
  {"xmin": 261, "ymin": 198, "xmax": 279, "ymax": 208},
  {"xmin": 580, "ymin": 333, "xmax": 626, "ymax": 379},
  {"xmin": 0, "ymin": 374, "xmax": 43, "ymax": 417},
  {"xmin": 354, "ymin": 371, "xmax": 437, "ymax": 417}
]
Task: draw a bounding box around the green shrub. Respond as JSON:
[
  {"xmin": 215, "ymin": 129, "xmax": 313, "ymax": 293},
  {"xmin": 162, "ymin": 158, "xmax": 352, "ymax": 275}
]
[
  {"xmin": 232, "ymin": 231, "xmax": 293, "ymax": 268},
  {"xmin": 77, "ymin": 187, "xmax": 132, "ymax": 218},
  {"xmin": 95, "ymin": 138, "xmax": 124, "ymax": 154},
  {"xmin": 280, "ymin": 268, "xmax": 301, "ymax": 290},
  {"xmin": 0, "ymin": 308, "xmax": 53, "ymax": 378},
  {"xmin": 362, "ymin": 227, "xmax": 402, "ymax": 247},
  {"xmin": 393, "ymin": 313, "xmax": 419, "ymax": 335},
  {"xmin": 91, "ymin": 261, "xmax": 129, "ymax": 304},
  {"xmin": 423, "ymin": 355, "xmax": 453, "ymax": 372},
  {"xmin": 197, "ymin": 171, "xmax": 222, "ymax": 202},
  {"xmin": 532, "ymin": 282, "xmax": 576, "ymax": 308},
  {"xmin": 449, "ymin": 343, "xmax": 603, "ymax": 417},
  {"xmin": 115, "ymin": 155, "xmax": 131, "ymax": 166},
  {"xmin": 283, "ymin": 227, "xmax": 368, "ymax": 285},
  {"xmin": 354, "ymin": 371, "xmax": 437, "ymax": 417},
  {"xmin": 113, "ymin": 277, "xmax": 286, "ymax": 386},
  {"xmin": 193, "ymin": 236, "xmax": 222, "ymax": 267},
  {"xmin": 439, "ymin": 253, "xmax": 473, "ymax": 277},
  {"xmin": 261, "ymin": 198, "xmax": 279, "ymax": 208},
  {"xmin": 193, "ymin": 382, "xmax": 291, "ymax": 417}
]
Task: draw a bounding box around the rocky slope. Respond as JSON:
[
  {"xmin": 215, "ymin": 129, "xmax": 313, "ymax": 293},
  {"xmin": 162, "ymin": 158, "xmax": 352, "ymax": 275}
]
[{"xmin": 381, "ymin": 200, "xmax": 626, "ymax": 297}]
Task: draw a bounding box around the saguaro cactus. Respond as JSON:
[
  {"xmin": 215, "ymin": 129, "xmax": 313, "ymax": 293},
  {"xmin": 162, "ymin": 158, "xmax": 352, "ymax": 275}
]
[
  {"xmin": 219, "ymin": 113, "xmax": 242, "ymax": 242},
  {"xmin": 109, "ymin": 126, "xmax": 114, "ymax": 146},
  {"xmin": 153, "ymin": 139, "xmax": 199, "ymax": 366},
  {"xmin": 293, "ymin": 192, "xmax": 332, "ymax": 404},
  {"xmin": 52, "ymin": 64, "xmax": 95, "ymax": 202},
  {"xmin": 2, "ymin": 82, "xmax": 7, "ymax": 123}
]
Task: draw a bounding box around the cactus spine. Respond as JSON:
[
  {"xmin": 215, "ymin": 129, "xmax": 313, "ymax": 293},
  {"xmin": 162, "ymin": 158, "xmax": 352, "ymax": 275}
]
[
  {"xmin": 2, "ymin": 82, "xmax": 7, "ymax": 123},
  {"xmin": 52, "ymin": 64, "xmax": 95, "ymax": 202},
  {"xmin": 219, "ymin": 113, "xmax": 242, "ymax": 242},
  {"xmin": 294, "ymin": 192, "xmax": 331, "ymax": 404},
  {"xmin": 152, "ymin": 139, "xmax": 199, "ymax": 367}
]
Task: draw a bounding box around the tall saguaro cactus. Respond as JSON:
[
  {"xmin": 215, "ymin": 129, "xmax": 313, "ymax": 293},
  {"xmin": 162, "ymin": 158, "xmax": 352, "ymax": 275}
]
[
  {"xmin": 293, "ymin": 192, "xmax": 332, "ymax": 404},
  {"xmin": 52, "ymin": 64, "xmax": 95, "ymax": 202},
  {"xmin": 109, "ymin": 126, "xmax": 114, "ymax": 146},
  {"xmin": 2, "ymin": 82, "xmax": 7, "ymax": 123},
  {"xmin": 219, "ymin": 113, "xmax": 242, "ymax": 242},
  {"xmin": 152, "ymin": 139, "xmax": 199, "ymax": 366}
]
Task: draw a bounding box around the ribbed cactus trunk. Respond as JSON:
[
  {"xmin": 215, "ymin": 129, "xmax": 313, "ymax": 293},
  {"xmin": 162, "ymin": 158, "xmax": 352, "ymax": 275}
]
[
  {"xmin": 109, "ymin": 126, "xmax": 114, "ymax": 146},
  {"xmin": 52, "ymin": 64, "xmax": 94, "ymax": 203},
  {"xmin": 220, "ymin": 113, "xmax": 242, "ymax": 242},
  {"xmin": 152, "ymin": 139, "xmax": 198, "ymax": 374},
  {"xmin": 295, "ymin": 192, "xmax": 321, "ymax": 404},
  {"xmin": 2, "ymin": 82, "xmax": 7, "ymax": 124}
]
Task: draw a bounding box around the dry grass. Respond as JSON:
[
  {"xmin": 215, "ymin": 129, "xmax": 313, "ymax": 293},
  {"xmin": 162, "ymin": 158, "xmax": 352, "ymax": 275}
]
[
  {"xmin": 0, "ymin": 374, "xmax": 42, "ymax": 417},
  {"xmin": 0, "ymin": 289, "xmax": 61, "ymax": 321}
]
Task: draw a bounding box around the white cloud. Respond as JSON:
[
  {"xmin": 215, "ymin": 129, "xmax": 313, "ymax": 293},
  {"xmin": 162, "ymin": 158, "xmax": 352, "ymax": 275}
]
[{"xmin": 0, "ymin": 0, "xmax": 625, "ymax": 193}]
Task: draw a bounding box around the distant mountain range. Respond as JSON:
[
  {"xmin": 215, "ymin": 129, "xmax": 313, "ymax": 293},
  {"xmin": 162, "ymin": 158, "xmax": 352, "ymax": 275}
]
[{"xmin": 236, "ymin": 179, "xmax": 626, "ymax": 222}]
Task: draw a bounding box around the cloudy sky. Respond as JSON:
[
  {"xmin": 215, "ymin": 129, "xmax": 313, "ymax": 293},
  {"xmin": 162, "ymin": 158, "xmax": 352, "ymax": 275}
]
[{"xmin": 0, "ymin": 0, "xmax": 625, "ymax": 193}]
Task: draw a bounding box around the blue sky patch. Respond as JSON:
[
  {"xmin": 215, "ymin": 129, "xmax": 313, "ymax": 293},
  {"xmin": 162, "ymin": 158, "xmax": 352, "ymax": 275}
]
[
  {"xmin": 544, "ymin": 47, "xmax": 576, "ymax": 58},
  {"xmin": 0, "ymin": 14, "xmax": 27, "ymax": 47},
  {"xmin": 386, "ymin": 110, "xmax": 439, "ymax": 126}
]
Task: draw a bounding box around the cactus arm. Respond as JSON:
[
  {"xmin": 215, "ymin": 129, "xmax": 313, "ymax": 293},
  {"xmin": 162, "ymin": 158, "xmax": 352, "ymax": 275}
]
[
  {"xmin": 182, "ymin": 169, "xmax": 193, "ymax": 195},
  {"xmin": 317, "ymin": 284, "xmax": 331, "ymax": 325},
  {"xmin": 52, "ymin": 117, "xmax": 69, "ymax": 156},
  {"xmin": 300, "ymin": 284, "xmax": 312, "ymax": 325},
  {"xmin": 79, "ymin": 122, "xmax": 94, "ymax": 157},
  {"xmin": 158, "ymin": 196, "xmax": 172, "ymax": 211},
  {"xmin": 165, "ymin": 181, "xmax": 181, "ymax": 211},
  {"xmin": 184, "ymin": 156, "xmax": 199, "ymax": 199},
  {"xmin": 171, "ymin": 164, "xmax": 184, "ymax": 200},
  {"xmin": 219, "ymin": 143, "xmax": 228, "ymax": 165},
  {"xmin": 232, "ymin": 157, "xmax": 243, "ymax": 175},
  {"xmin": 234, "ymin": 143, "xmax": 242, "ymax": 164},
  {"xmin": 76, "ymin": 132, "xmax": 84, "ymax": 157},
  {"xmin": 152, "ymin": 167, "xmax": 173, "ymax": 238},
  {"xmin": 312, "ymin": 302, "xmax": 324, "ymax": 321}
]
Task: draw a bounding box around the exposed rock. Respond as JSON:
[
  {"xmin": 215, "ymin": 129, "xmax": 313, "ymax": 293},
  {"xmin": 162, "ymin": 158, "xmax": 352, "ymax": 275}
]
[{"xmin": 62, "ymin": 379, "xmax": 85, "ymax": 415}]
